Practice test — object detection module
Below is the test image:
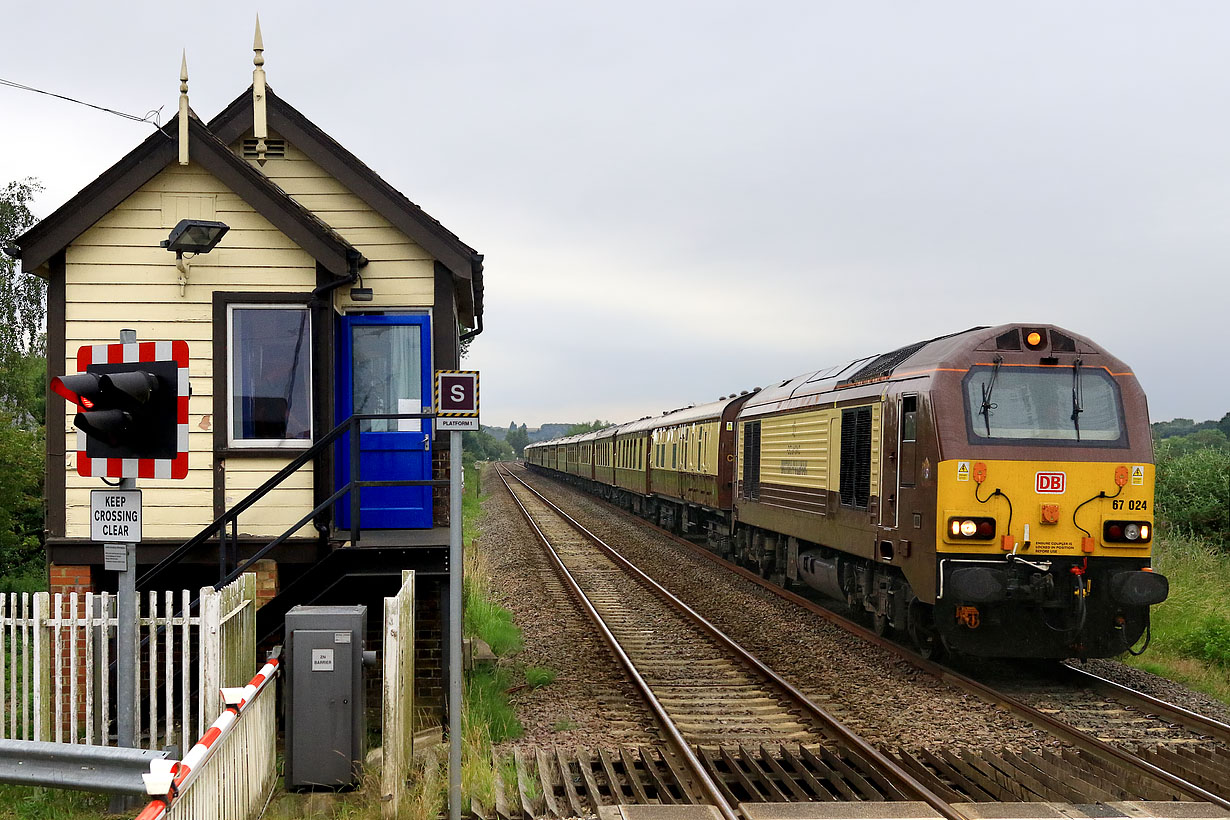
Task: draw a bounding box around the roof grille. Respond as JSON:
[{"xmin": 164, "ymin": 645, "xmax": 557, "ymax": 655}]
[
  {"xmin": 241, "ymin": 138, "xmax": 286, "ymax": 159},
  {"xmin": 839, "ymin": 341, "xmax": 931, "ymax": 386},
  {"xmin": 836, "ymin": 327, "xmax": 986, "ymax": 388}
]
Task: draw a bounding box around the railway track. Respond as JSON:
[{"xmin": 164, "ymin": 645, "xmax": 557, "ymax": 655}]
[
  {"xmin": 502, "ymin": 463, "xmax": 1230, "ymax": 818},
  {"xmin": 495, "ymin": 464, "xmax": 963, "ymax": 820}
]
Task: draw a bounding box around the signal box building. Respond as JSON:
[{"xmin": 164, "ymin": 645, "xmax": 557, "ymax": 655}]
[{"xmin": 12, "ymin": 47, "xmax": 483, "ymax": 721}]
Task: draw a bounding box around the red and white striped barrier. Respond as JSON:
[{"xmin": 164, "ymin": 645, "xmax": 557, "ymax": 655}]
[{"xmin": 134, "ymin": 655, "xmax": 280, "ymax": 820}]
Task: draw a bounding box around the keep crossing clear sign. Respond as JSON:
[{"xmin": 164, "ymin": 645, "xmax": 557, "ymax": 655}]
[{"xmin": 91, "ymin": 489, "xmax": 142, "ymax": 543}]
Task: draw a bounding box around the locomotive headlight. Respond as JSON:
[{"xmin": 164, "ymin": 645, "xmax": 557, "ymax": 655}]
[
  {"xmin": 951, "ymin": 520, "xmax": 962, "ymax": 536},
  {"xmin": 960, "ymin": 519, "xmax": 977, "ymax": 536},
  {"xmin": 1124, "ymin": 523, "xmax": 1140, "ymax": 541},
  {"xmin": 1140, "ymin": 524, "xmax": 1150, "ymax": 540}
]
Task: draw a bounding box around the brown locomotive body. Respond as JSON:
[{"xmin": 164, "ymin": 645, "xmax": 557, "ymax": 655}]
[{"xmin": 525, "ymin": 324, "xmax": 1167, "ymax": 658}]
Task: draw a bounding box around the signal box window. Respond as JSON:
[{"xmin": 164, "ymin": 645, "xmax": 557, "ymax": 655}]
[{"xmin": 229, "ymin": 306, "xmax": 312, "ymax": 447}]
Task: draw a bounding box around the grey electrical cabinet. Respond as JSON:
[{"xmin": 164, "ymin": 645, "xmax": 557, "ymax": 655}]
[{"xmin": 284, "ymin": 605, "xmax": 367, "ymax": 789}]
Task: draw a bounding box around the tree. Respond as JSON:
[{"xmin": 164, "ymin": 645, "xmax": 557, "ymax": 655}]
[
  {"xmin": 566, "ymin": 419, "xmax": 614, "ymax": 435},
  {"xmin": 0, "ymin": 178, "xmax": 46, "ymax": 425},
  {"xmin": 506, "ymin": 423, "xmax": 530, "ymax": 456},
  {"xmin": 0, "ymin": 179, "xmax": 46, "ymax": 584}
]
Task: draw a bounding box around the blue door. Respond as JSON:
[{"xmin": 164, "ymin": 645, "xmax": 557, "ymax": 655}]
[{"xmin": 336, "ymin": 314, "xmax": 433, "ymax": 530}]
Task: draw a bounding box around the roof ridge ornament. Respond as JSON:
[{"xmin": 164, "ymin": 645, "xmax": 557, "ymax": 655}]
[
  {"xmin": 178, "ymin": 51, "xmax": 189, "ymax": 166},
  {"xmin": 252, "ymin": 15, "xmax": 269, "ymax": 165}
]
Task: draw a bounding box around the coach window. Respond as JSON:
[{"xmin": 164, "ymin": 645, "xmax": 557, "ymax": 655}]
[{"xmin": 227, "ymin": 304, "xmax": 312, "ymax": 447}]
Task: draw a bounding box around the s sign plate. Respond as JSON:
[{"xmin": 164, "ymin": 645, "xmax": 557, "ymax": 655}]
[{"xmin": 1035, "ymin": 472, "xmax": 1066, "ymax": 494}]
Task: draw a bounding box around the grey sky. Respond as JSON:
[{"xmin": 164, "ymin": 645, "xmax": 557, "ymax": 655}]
[{"xmin": 3, "ymin": 2, "xmax": 1226, "ymax": 429}]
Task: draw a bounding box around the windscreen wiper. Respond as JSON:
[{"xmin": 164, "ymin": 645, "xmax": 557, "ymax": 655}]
[
  {"xmin": 978, "ymin": 355, "xmax": 1002, "ymax": 436},
  {"xmin": 1071, "ymin": 357, "xmax": 1084, "ymax": 441}
]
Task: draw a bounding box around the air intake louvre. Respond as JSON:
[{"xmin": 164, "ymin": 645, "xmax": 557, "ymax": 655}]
[{"xmin": 241, "ymin": 138, "xmax": 286, "ymax": 159}]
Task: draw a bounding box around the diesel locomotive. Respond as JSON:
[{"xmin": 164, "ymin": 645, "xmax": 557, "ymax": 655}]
[{"xmin": 525, "ymin": 324, "xmax": 1168, "ymax": 659}]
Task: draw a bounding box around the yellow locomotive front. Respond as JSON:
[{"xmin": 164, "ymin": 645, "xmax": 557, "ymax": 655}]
[{"xmin": 928, "ymin": 327, "xmax": 1167, "ymax": 658}]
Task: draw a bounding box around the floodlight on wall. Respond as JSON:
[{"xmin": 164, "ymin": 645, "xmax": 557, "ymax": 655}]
[
  {"xmin": 349, "ymin": 271, "xmax": 373, "ymax": 302},
  {"xmin": 161, "ymin": 219, "xmax": 229, "ymax": 297}
]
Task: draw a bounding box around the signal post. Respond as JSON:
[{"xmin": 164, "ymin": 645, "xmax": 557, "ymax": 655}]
[{"xmin": 51, "ymin": 330, "xmax": 190, "ymax": 754}]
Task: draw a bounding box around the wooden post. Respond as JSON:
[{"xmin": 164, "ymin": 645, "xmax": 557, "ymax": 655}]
[
  {"xmin": 33, "ymin": 591, "xmax": 50, "ymax": 741},
  {"xmin": 200, "ymin": 586, "xmax": 221, "ymax": 728}
]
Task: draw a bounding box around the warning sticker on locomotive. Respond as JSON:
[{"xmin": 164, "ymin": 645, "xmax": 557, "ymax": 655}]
[
  {"xmin": 1035, "ymin": 472, "xmax": 1066, "ymax": 494},
  {"xmin": 956, "ymin": 462, "xmax": 970, "ymax": 482},
  {"xmin": 1131, "ymin": 466, "xmax": 1144, "ymax": 486}
]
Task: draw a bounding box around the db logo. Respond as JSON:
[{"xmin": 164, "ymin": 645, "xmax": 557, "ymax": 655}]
[{"xmin": 1035, "ymin": 472, "xmax": 1066, "ymax": 494}]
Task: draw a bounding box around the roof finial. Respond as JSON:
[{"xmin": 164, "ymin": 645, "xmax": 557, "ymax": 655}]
[
  {"xmin": 252, "ymin": 15, "xmax": 269, "ymax": 166},
  {"xmin": 178, "ymin": 50, "xmax": 190, "ymax": 166}
]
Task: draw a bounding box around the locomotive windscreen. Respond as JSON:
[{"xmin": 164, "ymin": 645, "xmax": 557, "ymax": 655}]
[{"xmin": 962, "ymin": 365, "xmax": 1126, "ymax": 446}]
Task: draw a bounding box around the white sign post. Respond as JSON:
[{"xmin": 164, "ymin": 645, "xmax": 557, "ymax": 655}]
[{"xmin": 434, "ymin": 370, "xmax": 478, "ymax": 820}]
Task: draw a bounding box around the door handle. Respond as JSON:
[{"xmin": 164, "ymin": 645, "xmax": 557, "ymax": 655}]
[{"xmin": 423, "ymin": 434, "xmax": 430, "ymax": 451}]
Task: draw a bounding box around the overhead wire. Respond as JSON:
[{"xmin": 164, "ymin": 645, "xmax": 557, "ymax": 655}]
[{"xmin": 0, "ymin": 76, "xmax": 170, "ymax": 138}]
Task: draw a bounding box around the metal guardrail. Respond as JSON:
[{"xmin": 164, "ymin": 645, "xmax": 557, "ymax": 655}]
[{"xmin": 0, "ymin": 738, "xmax": 169, "ymax": 794}]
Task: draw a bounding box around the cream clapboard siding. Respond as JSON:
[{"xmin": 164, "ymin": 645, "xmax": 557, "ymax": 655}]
[
  {"xmin": 238, "ymin": 131, "xmax": 437, "ymax": 312},
  {"xmin": 64, "ymin": 162, "xmax": 315, "ymax": 540}
]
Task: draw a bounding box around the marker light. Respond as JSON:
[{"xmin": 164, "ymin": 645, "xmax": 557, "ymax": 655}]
[
  {"xmin": 1103, "ymin": 520, "xmax": 1152, "ymax": 544},
  {"xmin": 951, "ymin": 520, "xmax": 961, "ymax": 536},
  {"xmin": 1023, "ymin": 328, "xmax": 1048, "ymax": 350}
]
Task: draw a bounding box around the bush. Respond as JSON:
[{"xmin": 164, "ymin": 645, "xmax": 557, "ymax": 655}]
[{"xmin": 1154, "ymin": 443, "xmax": 1230, "ymax": 546}]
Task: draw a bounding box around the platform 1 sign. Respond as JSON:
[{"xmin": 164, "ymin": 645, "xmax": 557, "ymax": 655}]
[
  {"xmin": 435, "ymin": 370, "xmax": 479, "ymax": 430},
  {"xmin": 90, "ymin": 489, "xmax": 142, "ymax": 543}
]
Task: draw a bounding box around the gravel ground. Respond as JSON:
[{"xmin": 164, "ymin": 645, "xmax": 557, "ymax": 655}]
[
  {"xmin": 1072, "ymin": 657, "xmax": 1230, "ymax": 725},
  {"xmin": 484, "ymin": 465, "xmax": 1230, "ymax": 756},
  {"xmin": 496, "ymin": 467, "xmax": 1051, "ymax": 752},
  {"xmin": 477, "ymin": 466, "xmax": 658, "ymax": 750}
]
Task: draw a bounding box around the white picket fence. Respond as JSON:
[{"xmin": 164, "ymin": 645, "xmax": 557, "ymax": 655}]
[
  {"xmin": 381, "ymin": 570, "xmax": 416, "ymax": 819},
  {"xmin": 133, "ymin": 653, "xmax": 280, "ymax": 820},
  {"xmin": 0, "ymin": 574, "xmax": 256, "ymax": 754}
]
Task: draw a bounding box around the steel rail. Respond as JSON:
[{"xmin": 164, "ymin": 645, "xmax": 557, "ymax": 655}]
[
  {"xmin": 1057, "ymin": 661, "xmax": 1230, "ymax": 746},
  {"xmin": 499, "ymin": 466, "xmax": 970, "ymax": 820},
  {"xmin": 494, "ymin": 466, "xmax": 739, "ymax": 820},
  {"xmin": 514, "ymin": 463, "xmax": 1230, "ymax": 811}
]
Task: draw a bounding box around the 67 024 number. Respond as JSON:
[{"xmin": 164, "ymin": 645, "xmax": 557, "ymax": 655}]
[{"xmin": 1112, "ymin": 499, "xmax": 1147, "ymax": 511}]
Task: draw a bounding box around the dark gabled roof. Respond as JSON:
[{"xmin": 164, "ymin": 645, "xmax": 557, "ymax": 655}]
[
  {"xmin": 209, "ymin": 86, "xmax": 484, "ymax": 325},
  {"xmin": 15, "ymin": 113, "xmax": 361, "ymax": 278}
]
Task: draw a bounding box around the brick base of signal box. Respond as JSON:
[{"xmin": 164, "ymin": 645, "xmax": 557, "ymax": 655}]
[{"xmin": 48, "ymin": 564, "xmax": 95, "ymax": 735}]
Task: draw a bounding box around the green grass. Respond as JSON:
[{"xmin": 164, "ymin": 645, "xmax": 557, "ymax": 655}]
[
  {"xmin": 1122, "ymin": 534, "xmax": 1230, "ymax": 704},
  {"xmin": 552, "ymin": 719, "xmax": 577, "ymax": 732},
  {"xmin": 524, "ymin": 666, "xmax": 556, "ymax": 688},
  {"xmin": 0, "ymin": 784, "xmax": 108, "ymax": 820},
  {"xmin": 0, "ymin": 572, "xmax": 44, "ymax": 595}
]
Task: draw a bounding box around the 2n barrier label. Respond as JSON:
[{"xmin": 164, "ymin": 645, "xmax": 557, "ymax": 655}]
[{"xmin": 1035, "ymin": 472, "xmax": 1066, "ymax": 494}]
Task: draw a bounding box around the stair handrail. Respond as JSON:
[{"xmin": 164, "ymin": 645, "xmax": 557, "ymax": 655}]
[{"xmin": 136, "ymin": 413, "xmax": 439, "ymax": 590}]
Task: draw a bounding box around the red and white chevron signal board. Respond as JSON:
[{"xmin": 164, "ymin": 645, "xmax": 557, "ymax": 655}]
[{"xmin": 69, "ymin": 340, "xmax": 190, "ymax": 479}]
